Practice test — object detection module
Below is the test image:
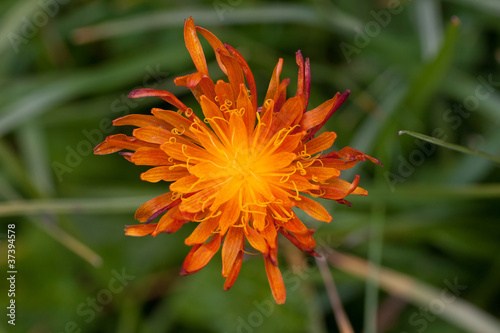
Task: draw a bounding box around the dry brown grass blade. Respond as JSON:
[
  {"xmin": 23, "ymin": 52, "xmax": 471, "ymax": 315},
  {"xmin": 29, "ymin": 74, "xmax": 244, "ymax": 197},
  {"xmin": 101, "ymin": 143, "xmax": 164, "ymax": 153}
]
[
  {"xmin": 316, "ymin": 257, "xmax": 354, "ymax": 333},
  {"xmin": 327, "ymin": 250, "xmax": 500, "ymax": 333}
]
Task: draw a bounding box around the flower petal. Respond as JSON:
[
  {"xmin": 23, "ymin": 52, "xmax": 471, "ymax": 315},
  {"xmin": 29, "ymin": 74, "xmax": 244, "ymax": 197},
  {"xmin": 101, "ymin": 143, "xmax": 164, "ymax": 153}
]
[
  {"xmin": 219, "ymin": 196, "xmax": 241, "ymax": 235},
  {"xmin": 269, "ymin": 95, "xmax": 304, "ymax": 136},
  {"xmin": 151, "ymin": 108, "xmax": 197, "ymax": 141},
  {"xmin": 195, "ymin": 25, "xmax": 230, "ymax": 74},
  {"xmin": 211, "ymin": 178, "xmax": 243, "ymax": 212},
  {"xmin": 179, "ymin": 186, "xmax": 219, "ymax": 213},
  {"xmin": 325, "ymin": 146, "xmax": 383, "ymax": 166},
  {"xmin": 181, "ymin": 233, "xmax": 222, "ymax": 275},
  {"xmin": 113, "ymin": 114, "xmax": 172, "ymax": 129},
  {"xmin": 246, "ymin": 226, "xmax": 268, "ymax": 254},
  {"xmin": 129, "ymin": 89, "xmax": 189, "ymax": 114},
  {"xmin": 124, "ymin": 224, "xmax": 156, "ymax": 237},
  {"xmin": 280, "ymin": 228, "xmax": 318, "ymax": 256},
  {"xmin": 160, "ymin": 141, "xmax": 220, "ymax": 164},
  {"xmin": 217, "ymin": 50, "xmax": 245, "ymax": 101},
  {"xmin": 260, "ymin": 217, "xmax": 278, "ymax": 249},
  {"xmin": 140, "ymin": 166, "xmax": 190, "ymax": 183},
  {"xmin": 227, "ymin": 44, "xmax": 258, "ymax": 111},
  {"xmin": 185, "ymin": 216, "xmax": 220, "ymax": 246},
  {"xmin": 299, "ymin": 95, "xmax": 338, "ymax": 131},
  {"xmin": 152, "ymin": 208, "xmax": 187, "ymax": 236},
  {"xmin": 94, "ymin": 134, "xmax": 157, "ymax": 155},
  {"xmin": 264, "ymin": 256, "xmax": 286, "ymax": 304},
  {"xmin": 303, "ymin": 131, "xmax": 337, "ymax": 156},
  {"xmin": 254, "ymin": 152, "xmax": 296, "ymax": 173},
  {"xmin": 184, "ymin": 17, "xmax": 208, "ymax": 75},
  {"xmin": 131, "ymin": 147, "xmax": 171, "ymax": 166},
  {"xmin": 134, "ymin": 192, "xmax": 177, "ymax": 223},
  {"xmin": 133, "ymin": 126, "xmax": 196, "ymax": 146},
  {"xmin": 303, "ymin": 166, "xmax": 340, "ymax": 181},
  {"xmin": 319, "ymin": 175, "xmax": 367, "ymax": 200},
  {"xmin": 278, "ymin": 215, "xmax": 307, "ymax": 234},
  {"xmin": 222, "ymin": 226, "xmax": 245, "ymax": 277},
  {"xmin": 264, "ymin": 58, "xmax": 283, "ymax": 102},
  {"xmin": 223, "ymin": 251, "xmax": 243, "ymax": 291},
  {"xmin": 295, "ymin": 195, "xmax": 332, "ymax": 222}
]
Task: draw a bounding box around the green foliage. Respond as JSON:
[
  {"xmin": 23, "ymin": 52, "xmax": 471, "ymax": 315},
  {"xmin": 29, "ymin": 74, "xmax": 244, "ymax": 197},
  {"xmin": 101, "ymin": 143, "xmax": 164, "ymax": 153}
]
[{"xmin": 1, "ymin": 0, "xmax": 499, "ymax": 332}]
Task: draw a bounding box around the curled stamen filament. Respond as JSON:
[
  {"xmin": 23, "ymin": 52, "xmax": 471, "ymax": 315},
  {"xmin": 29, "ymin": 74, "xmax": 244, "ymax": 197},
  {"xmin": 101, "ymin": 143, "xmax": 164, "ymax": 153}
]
[
  {"xmin": 279, "ymin": 167, "xmax": 297, "ymax": 183},
  {"xmin": 290, "ymin": 181, "xmax": 300, "ymax": 200},
  {"xmin": 169, "ymin": 163, "xmax": 187, "ymax": 170},
  {"xmin": 172, "ymin": 126, "xmax": 186, "ymax": 136},
  {"xmin": 195, "ymin": 210, "xmax": 221, "ymax": 222},
  {"xmin": 296, "ymin": 161, "xmax": 306, "ymax": 175},
  {"xmin": 264, "ymin": 99, "xmax": 273, "ymax": 109},
  {"xmin": 274, "ymin": 125, "xmax": 299, "ymax": 147}
]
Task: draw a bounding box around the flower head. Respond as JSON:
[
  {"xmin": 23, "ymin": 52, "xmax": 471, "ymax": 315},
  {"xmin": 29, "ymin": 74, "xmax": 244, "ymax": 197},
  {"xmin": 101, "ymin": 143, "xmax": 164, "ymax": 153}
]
[{"xmin": 94, "ymin": 17, "xmax": 381, "ymax": 304}]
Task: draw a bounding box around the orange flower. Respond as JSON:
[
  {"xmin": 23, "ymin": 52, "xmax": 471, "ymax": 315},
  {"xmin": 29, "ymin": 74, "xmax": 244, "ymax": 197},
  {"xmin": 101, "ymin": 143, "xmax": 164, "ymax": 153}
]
[{"xmin": 94, "ymin": 17, "xmax": 381, "ymax": 304}]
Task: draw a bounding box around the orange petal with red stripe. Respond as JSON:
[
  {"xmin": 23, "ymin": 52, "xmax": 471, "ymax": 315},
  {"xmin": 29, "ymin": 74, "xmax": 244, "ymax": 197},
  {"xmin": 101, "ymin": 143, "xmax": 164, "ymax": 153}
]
[
  {"xmin": 124, "ymin": 224, "xmax": 156, "ymax": 237},
  {"xmin": 134, "ymin": 192, "xmax": 176, "ymax": 222}
]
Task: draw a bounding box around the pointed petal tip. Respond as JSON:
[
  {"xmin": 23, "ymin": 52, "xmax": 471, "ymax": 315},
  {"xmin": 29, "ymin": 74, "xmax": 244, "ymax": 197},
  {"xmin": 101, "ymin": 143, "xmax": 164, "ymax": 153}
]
[
  {"xmin": 373, "ymin": 157, "xmax": 384, "ymax": 167},
  {"xmin": 128, "ymin": 89, "xmax": 142, "ymax": 98}
]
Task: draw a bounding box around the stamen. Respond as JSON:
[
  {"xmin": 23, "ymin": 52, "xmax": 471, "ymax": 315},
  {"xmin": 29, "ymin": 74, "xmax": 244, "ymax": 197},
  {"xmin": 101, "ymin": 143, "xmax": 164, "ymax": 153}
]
[
  {"xmin": 255, "ymin": 199, "xmax": 273, "ymax": 207},
  {"xmin": 171, "ymin": 126, "xmax": 186, "ymax": 136},
  {"xmin": 242, "ymin": 249, "xmax": 260, "ymax": 255},
  {"xmin": 181, "ymin": 145, "xmax": 193, "ymax": 169},
  {"xmin": 290, "ymin": 181, "xmax": 301, "ymax": 200},
  {"xmin": 264, "ymin": 99, "xmax": 273, "ymax": 109},
  {"xmin": 273, "ymin": 124, "xmax": 300, "ymax": 147},
  {"xmin": 296, "ymin": 161, "xmax": 306, "ymax": 175},
  {"xmin": 241, "ymin": 207, "xmax": 266, "ymax": 215},
  {"xmin": 279, "ymin": 167, "xmax": 297, "ymax": 183},
  {"xmin": 309, "ymin": 189, "xmax": 326, "ymax": 197},
  {"xmin": 198, "ymin": 193, "xmax": 217, "ymax": 212},
  {"xmin": 169, "ymin": 163, "xmax": 187, "ymax": 170},
  {"xmin": 196, "ymin": 210, "xmax": 221, "ymax": 222}
]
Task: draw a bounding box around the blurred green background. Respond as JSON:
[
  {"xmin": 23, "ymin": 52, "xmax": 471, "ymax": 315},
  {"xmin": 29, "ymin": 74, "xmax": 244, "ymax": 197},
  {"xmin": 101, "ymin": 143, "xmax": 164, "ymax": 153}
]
[{"xmin": 1, "ymin": 0, "xmax": 500, "ymax": 332}]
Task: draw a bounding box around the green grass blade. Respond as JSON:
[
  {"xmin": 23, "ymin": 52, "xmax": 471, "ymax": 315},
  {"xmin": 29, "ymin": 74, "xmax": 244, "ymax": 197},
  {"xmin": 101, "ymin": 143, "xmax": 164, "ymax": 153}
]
[{"xmin": 398, "ymin": 130, "xmax": 500, "ymax": 164}]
